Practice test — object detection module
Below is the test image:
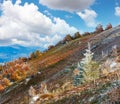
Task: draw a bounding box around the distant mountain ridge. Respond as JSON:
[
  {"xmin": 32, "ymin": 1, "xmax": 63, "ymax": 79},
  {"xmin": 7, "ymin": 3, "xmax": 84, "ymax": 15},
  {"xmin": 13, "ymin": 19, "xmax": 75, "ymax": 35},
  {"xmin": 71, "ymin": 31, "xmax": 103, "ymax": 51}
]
[{"xmin": 0, "ymin": 44, "xmax": 44, "ymax": 63}]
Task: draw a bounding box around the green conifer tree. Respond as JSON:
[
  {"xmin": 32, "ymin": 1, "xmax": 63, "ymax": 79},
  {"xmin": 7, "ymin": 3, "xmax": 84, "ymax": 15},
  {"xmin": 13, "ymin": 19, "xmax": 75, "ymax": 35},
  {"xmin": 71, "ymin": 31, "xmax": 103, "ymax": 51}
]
[
  {"xmin": 81, "ymin": 43, "xmax": 99, "ymax": 83},
  {"xmin": 73, "ymin": 43, "xmax": 99, "ymax": 86}
]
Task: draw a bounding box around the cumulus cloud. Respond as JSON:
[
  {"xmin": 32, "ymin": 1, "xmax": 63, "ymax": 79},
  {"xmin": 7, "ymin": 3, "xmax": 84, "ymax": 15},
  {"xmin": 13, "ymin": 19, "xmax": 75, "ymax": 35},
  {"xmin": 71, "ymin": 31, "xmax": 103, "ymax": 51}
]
[
  {"xmin": 77, "ymin": 9, "xmax": 97, "ymax": 27},
  {"xmin": 43, "ymin": 10, "xmax": 53, "ymax": 18},
  {"xmin": 0, "ymin": 0, "xmax": 78, "ymax": 47},
  {"xmin": 115, "ymin": 6, "xmax": 120, "ymax": 16},
  {"xmin": 39, "ymin": 0, "xmax": 97, "ymax": 27},
  {"xmin": 40, "ymin": 0, "xmax": 95, "ymax": 12}
]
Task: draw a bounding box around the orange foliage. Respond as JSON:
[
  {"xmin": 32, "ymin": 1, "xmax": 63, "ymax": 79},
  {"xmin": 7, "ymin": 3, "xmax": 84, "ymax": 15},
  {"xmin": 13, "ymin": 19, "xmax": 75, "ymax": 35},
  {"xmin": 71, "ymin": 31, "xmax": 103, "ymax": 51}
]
[
  {"xmin": 40, "ymin": 93, "xmax": 54, "ymax": 100},
  {"xmin": 22, "ymin": 64, "xmax": 30, "ymax": 71},
  {"xmin": 11, "ymin": 71, "xmax": 21, "ymax": 81},
  {"xmin": 9, "ymin": 67, "xmax": 14, "ymax": 73},
  {"xmin": 0, "ymin": 84, "xmax": 4, "ymax": 91},
  {"xmin": 15, "ymin": 64, "xmax": 22, "ymax": 69},
  {"xmin": 2, "ymin": 78, "xmax": 11, "ymax": 86}
]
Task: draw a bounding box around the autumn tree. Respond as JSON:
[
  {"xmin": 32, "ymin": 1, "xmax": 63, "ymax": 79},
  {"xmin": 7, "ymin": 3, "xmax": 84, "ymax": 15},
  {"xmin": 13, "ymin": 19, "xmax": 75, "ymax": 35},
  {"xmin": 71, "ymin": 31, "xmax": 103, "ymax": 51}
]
[
  {"xmin": 30, "ymin": 52, "xmax": 36, "ymax": 59},
  {"xmin": 48, "ymin": 45, "xmax": 54, "ymax": 50},
  {"xmin": 2, "ymin": 78, "xmax": 11, "ymax": 86},
  {"xmin": 95, "ymin": 24, "xmax": 103, "ymax": 33},
  {"xmin": 30, "ymin": 50, "xmax": 42, "ymax": 59},
  {"xmin": 11, "ymin": 71, "xmax": 21, "ymax": 81},
  {"xmin": 22, "ymin": 64, "xmax": 30, "ymax": 71},
  {"xmin": 83, "ymin": 32, "xmax": 90, "ymax": 36},
  {"xmin": 35, "ymin": 50, "xmax": 42, "ymax": 57},
  {"xmin": 16, "ymin": 69, "xmax": 27, "ymax": 79},
  {"xmin": 21, "ymin": 57, "xmax": 28, "ymax": 62},
  {"xmin": 105, "ymin": 23, "xmax": 112, "ymax": 30},
  {"xmin": 73, "ymin": 32, "xmax": 81, "ymax": 39},
  {"xmin": 64, "ymin": 34, "xmax": 73, "ymax": 42},
  {"xmin": 15, "ymin": 64, "xmax": 22, "ymax": 69}
]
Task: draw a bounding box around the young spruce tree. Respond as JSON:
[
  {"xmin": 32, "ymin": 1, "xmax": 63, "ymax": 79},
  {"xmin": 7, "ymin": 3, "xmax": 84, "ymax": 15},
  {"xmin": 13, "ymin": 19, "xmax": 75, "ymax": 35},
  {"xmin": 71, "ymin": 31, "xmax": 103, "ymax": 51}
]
[{"xmin": 73, "ymin": 43, "xmax": 99, "ymax": 86}]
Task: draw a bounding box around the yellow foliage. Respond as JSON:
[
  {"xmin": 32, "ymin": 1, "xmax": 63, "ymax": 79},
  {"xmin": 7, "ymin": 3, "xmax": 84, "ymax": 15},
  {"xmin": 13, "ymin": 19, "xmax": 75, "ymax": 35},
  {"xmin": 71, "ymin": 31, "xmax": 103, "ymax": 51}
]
[
  {"xmin": 2, "ymin": 78, "xmax": 11, "ymax": 86},
  {"xmin": 11, "ymin": 71, "xmax": 21, "ymax": 81},
  {"xmin": 40, "ymin": 93, "xmax": 55, "ymax": 100},
  {"xmin": 16, "ymin": 69, "xmax": 26, "ymax": 79}
]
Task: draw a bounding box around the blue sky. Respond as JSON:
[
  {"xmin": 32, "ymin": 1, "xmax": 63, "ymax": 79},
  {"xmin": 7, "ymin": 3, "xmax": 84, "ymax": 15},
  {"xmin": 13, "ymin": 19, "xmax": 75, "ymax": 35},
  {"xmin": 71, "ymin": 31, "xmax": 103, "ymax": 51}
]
[{"xmin": 0, "ymin": 0, "xmax": 120, "ymax": 48}]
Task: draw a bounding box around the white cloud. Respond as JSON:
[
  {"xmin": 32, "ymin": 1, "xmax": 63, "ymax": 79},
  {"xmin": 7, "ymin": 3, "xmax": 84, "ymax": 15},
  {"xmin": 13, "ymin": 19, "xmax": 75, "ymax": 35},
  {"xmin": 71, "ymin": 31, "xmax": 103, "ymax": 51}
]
[
  {"xmin": 53, "ymin": 17, "xmax": 78, "ymax": 34},
  {"xmin": 16, "ymin": 0, "xmax": 21, "ymax": 5},
  {"xmin": 0, "ymin": 0, "xmax": 78, "ymax": 48},
  {"xmin": 77, "ymin": 9, "xmax": 97, "ymax": 27},
  {"xmin": 39, "ymin": 0, "xmax": 95, "ymax": 12},
  {"xmin": 43, "ymin": 10, "xmax": 53, "ymax": 18},
  {"xmin": 115, "ymin": 6, "xmax": 120, "ymax": 16}
]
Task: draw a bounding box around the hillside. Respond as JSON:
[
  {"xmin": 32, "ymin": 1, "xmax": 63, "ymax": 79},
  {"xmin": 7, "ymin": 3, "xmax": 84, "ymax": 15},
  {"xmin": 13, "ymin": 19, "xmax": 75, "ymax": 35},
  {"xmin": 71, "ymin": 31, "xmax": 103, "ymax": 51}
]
[{"xmin": 0, "ymin": 26, "xmax": 120, "ymax": 104}]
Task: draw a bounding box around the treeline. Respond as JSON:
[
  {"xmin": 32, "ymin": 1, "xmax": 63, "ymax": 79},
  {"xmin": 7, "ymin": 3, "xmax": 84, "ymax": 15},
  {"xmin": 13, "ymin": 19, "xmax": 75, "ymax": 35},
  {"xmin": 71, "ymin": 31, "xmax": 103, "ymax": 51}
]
[
  {"xmin": 29, "ymin": 23, "xmax": 113, "ymax": 52},
  {"xmin": 48, "ymin": 23, "xmax": 113, "ymax": 50}
]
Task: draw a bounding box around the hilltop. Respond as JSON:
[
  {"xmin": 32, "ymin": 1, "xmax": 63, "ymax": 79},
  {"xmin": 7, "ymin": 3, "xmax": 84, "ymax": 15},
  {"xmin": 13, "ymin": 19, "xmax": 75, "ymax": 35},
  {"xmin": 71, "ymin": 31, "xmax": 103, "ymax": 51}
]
[{"xmin": 0, "ymin": 24, "xmax": 120, "ymax": 104}]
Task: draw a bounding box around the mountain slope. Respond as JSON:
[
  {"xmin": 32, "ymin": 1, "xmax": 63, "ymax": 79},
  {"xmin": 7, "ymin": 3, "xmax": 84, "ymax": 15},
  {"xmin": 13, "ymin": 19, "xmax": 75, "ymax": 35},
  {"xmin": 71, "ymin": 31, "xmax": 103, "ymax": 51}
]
[{"xmin": 0, "ymin": 26, "xmax": 120, "ymax": 104}]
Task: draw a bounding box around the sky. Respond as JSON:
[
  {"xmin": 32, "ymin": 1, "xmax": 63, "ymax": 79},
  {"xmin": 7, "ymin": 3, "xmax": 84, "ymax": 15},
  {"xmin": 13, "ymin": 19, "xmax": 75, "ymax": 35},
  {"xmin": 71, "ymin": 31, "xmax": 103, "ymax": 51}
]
[{"xmin": 0, "ymin": 0, "xmax": 120, "ymax": 49}]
